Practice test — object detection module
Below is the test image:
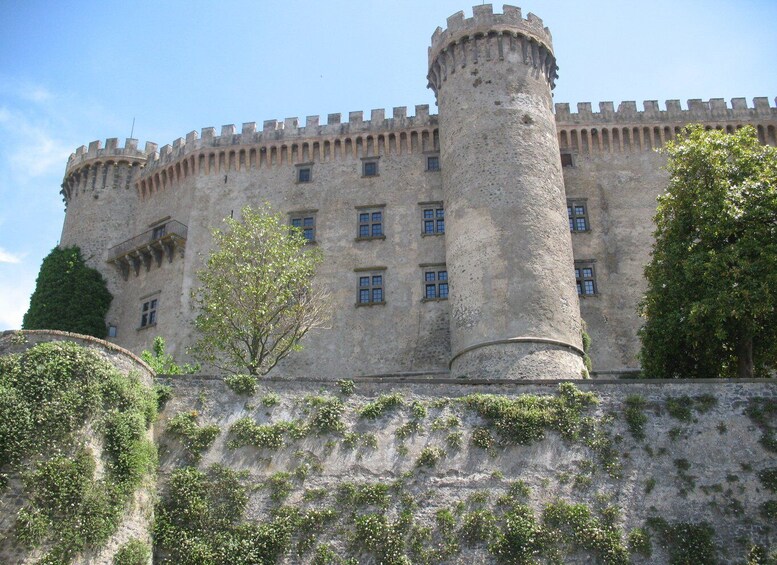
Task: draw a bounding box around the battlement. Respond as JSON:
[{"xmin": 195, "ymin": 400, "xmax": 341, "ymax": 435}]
[
  {"xmin": 65, "ymin": 138, "xmax": 155, "ymax": 176},
  {"xmin": 429, "ymin": 4, "xmax": 553, "ymax": 68},
  {"xmin": 554, "ymin": 97, "xmax": 777, "ymax": 125},
  {"xmin": 142, "ymin": 105, "xmax": 437, "ymax": 173}
]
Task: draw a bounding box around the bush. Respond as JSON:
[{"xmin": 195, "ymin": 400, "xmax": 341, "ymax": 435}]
[
  {"xmin": 224, "ymin": 374, "xmax": 257, "ymax": 395},
  {"xmin": 113, "ymin": 538, "xmax": 151, "ymax": 565}
]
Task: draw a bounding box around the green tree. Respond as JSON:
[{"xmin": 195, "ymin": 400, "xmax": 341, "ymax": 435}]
[
  {"xmin": 141, "ymin": 336, "xmax": 199, "ymax": 374},
  {"xmin": 639, "ymin": 125, "xmax": 777, "ymax": 378},
  {"xmin": 190, "ymin": 205, "xmax": 329, "ymax": 375},
  {"xmin": 22, "ymin": 246, "xmax": 112, "ymax": 338}
]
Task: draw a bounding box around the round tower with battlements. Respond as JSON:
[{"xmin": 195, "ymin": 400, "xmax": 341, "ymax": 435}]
[
  {"xmin": 428, "ymin": 4, "xmax": 585, "ymax": 379},
  {"xmin": 60, "ymin": 138, "xmax": 154, "ymax": 293}
]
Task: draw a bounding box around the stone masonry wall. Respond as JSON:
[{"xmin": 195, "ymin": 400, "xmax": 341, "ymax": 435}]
[{"xmin": 156, "ymin": 374, "xmax": 777, "ymax": 563}]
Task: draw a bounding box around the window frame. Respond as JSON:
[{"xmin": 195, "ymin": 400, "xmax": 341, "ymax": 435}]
[
  {"xmin": 574, "ymin": 261, "xmax": 598, "ymax": 297},
  {"xmin": 419, "ymin": 201, "xmax": 445, "ymax": 236},
  {"xmin": 295, "ymin": 162, "xmax": 313, "ymax": 183},
  {"xmin": 139, "ymin": 296, "xmax": 159, "ymax": 329},
  {"xmin": 355, "ymin": 267, "xmax": 387, "ymax": 306},
  {"xmin": 289, "ymin": 209, "xmax": 318, "ymax": 243},
  {"xmin": 425, "ymin": 154, "xmax": 441, "ymax": 172},
  {"xmin": 560, "ymin": 152, "xmax": 574, "ymax": 168},
  {"xmin": 361, "ymin": 157, "xmax": 380, "ymax": 178},
  {"xmin": 355, "ymin": 204, "xmax": 386, "ymax": 241},
  {"xmin": 568, "ymin": 199, "xmax": 590, "ymax": 233},
  {"xmin": 420, "ymin": 263, "xmax": 449, "ymax": 301}
]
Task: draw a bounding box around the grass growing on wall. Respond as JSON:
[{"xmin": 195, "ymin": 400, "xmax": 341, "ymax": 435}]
[{"xmin": 0, "ymin": 341, "xmax": 157, "ymax": 563}]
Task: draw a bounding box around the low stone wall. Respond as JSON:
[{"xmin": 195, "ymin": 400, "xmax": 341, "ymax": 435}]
[
  {"xmin": 0, "ymin": 331, "xmax": 156, "ymax": 565},
  {"xmin": 156, "ymin": 374, "xmax": 777, "ymax": 564}
]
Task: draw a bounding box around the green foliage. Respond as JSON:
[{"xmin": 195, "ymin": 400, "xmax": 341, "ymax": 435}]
[
  {"xmin": 224, "ymin": 374, "xmax": 257, "ymax": 395},
  {"xmin": 23, "ymin": 246, "xmax": 112, "ymax": 338},
  {"xmin": 167, "ymin": 411, "xmax": 220, "ymax": 459},
  {"xmin": 639, "ymin": 125, "xmax": 777, "ymax": 379},
  {"xmin": 624, "ymin": 395, "xmax": 648, "ymax": 440},
  {"xmin": 306, "ymin": 395, "xmax": 346, "ymax": 433},
  {"xmin": 758, "ymin": 467, "xmax": 777, "ymax": 492},
  {"xmin": 227, "ymin": 417, "xmax": 298, "ymax": 449},
  {"xmin": 628, "ymin": 527, "xmax": 652, "ymax": 557},
  {"xmin": 190, "ymin": 205, "xmax": 328, "ymax": 376},
  {"xmin": 337, "ymin": 482, "xmax": 391, "ymax": 508},
  {"xmin": 416, "ymin": 447, "xmax": 445, "ymax": 468},
  {"xmin": 462, "ymin": 383, "xmax": 598, "ymax": 445},
  {"xmin": 489, "ymin": 504, "xmax": 548, "ymax": 564},
  {"xmin": 646, "ymin": 517, "xmax": 718, "ymax": 565},
  {"xmin": 262, "ymin": 392, "xmax": 281, "ymax": 406},
  {"xmin": 155, "ymin": 464, "xmax": 293, "ymax": 565},
  {"xmin": 666, "ymin": 396, "xmax": 693, "ymax": 421},
  {"xmin": 113, "ymin": 538, "xmax": 152, "ymax": 565},
  {"xmin": 141, "ymin": 336, "xmax": 199, "ymax": 374},
  {"xmin": 542, "ymin": 500, "xmax": 629, "ymax": 564},
  {"xmin": 154, "ymin": 383, "xmax": 173, "ymax": 410},
  {"xmin": 746, "ymin": 398, "xmax": 777, "ymax": 453},
  {"xmin": 0, "ymin": 342, "xmax": 156, "ymax": 561},
  {"xmin": 760, "ymin": 500, "xmax": 777, "ymax": 520},
  {"xmin": 337, "ymin": 379, "xmax": 355, "ymax": 395},
  {"xmin": 352, "ymin": 513, "xmax": 410, "ymax": 565},
  {"xmin": 472, "ymin": 427, "xmax": 495, "ymax": 450},
  {"xmin": 359, "ymin": 393, "xmax": 405, "ymax": 419},
  {"xmin": 460, "ymin": 509, "xmax": 498, "ymax": 545}
]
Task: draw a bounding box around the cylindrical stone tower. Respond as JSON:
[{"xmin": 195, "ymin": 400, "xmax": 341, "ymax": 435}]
[
  {"xmin": 428, "ymin": 4, "xmax": 585, "ymax": 379},
  {"xmin": 60, "ymin": 138, "xmax": 153, "ymax": 295}
]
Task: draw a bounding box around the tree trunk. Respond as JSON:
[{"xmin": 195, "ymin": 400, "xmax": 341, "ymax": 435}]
[{"xmin": 736, "ymin": 335, "xmax": 754, "ymax": 379}]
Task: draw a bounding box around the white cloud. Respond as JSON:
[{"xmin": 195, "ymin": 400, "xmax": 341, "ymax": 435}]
[
  {"xmin": 0, "ymin": 247, "xmax": 22, "ymax": 263},
  {"xmin": 0, "ymin": 273, "xmax": 33, "ymax": 330}
]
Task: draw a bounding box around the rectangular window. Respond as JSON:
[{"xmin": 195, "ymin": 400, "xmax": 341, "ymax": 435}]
[
  {"xmin": 152, "ymin": 224, "xmax": 166, "ymax": 240},
  {"xmin": 575, "ymin": 263, "xmax": 597, "ymax": 296},
  {"xmin": 426, "ymin": 155, "xmax": 440, "ymax": 172},
  {"xmin": 140, "ymin": 298, "xmax": 158, "ymax": 328},
  {"xmin": 356, "ymin": 206, "xmax": 385, "ymax": 240},
  {"xmin": 568, "ymin": 200, "xmax": 589, "ymax": 232},
  {"xmin": 363, "ymin": 160, "xmax": 378, "ymax": 177},
  {"xmin": 297, "ymin": 167, "xmax": 311, "ymax": 183},
  {"xmin": 422, "ymin": 266, "xmax": 449, "ymax": 300},
  {"xmin": 356, "ymin": 270, "xmax": 386, "ymax": 305},
  {"xmin": 290, "ymin": 211, "xmax": 317, "ymax": 242},
  {"xmin": 421, "ymin": 204, "xmax": 445, "ymax": 235},
  {"xmin": 560, "ymin": 152, "xmax": 574, "ymax": 167}
]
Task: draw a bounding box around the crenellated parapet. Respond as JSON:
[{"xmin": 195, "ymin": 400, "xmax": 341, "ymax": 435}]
[
  {"xmin": 556, "ymin": 97, "xmax": 777, "ymax": 155},
  {"xmin": 61, "ymin": 138, "xmax": 156, "ymax": 203},
  {"xmin": 427, "ymin": 4, "xmax": 558, "ymax": 96},
  {"xmin": 136, "ymin": 105, "xmax": 439, "ymax": 199}
]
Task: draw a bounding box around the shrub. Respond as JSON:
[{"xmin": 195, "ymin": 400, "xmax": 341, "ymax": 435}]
[
  {"xmin": 624, "ymin": 395, "xmax": 647, "ymax": 441},
  {"xmin": 337, "ymin": 379, "xmax": 355, "ymax": 395},
  {"xmin": 416, "ymin": 447, "xmax": 445, "ymax": 468},
  {"xmin": 224, "ymin": 374, "xmax": 257, "ymax": 395},
  {"xmin": 167, "ymin": 411, "xmax": 220, "ymax": 459},
  {"xmin": 360, "ymin": 393, "xmax": 405, "ymax": 419},
  {"xmin": 113, "ymin": 538, "xmax": 151, "ymax": 565}
]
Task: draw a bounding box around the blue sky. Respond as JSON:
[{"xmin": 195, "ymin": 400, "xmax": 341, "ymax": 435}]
[{"xmin": 0, "ymin": 0, "xmax": 775, "ymax": 330}]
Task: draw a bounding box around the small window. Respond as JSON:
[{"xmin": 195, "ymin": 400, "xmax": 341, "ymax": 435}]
[
  {"xmin": 362, "ymin": 159, "xmax": 379, "ymax": 177},
  {"xmin": 152, "ymin": 224, "xmax": 166, "ymax": 240},
  {"xmin": 422, "ymin": 267, "xmax": 449, "ymax": 300},
  {"xmin": 560, "ymin": 153, "xmax": 574, "ymax": 167},
  {"xmin": 107, "ymin": 325, "xmax": 117, "ymax": 338},
  {"xmin": 426, "ymin": 155, "xmax": 440, "ymax": 172},
  {"xmin": 575, "ymin": 263, "xmax": 597, "ymax": 296},
  {"xmin": 421, "ymin": 205, "xmax": 445, "ymax": 235},
  {"xmin": 140, "ymin": 298, "xmax": 158, "ymax": 328},
  {"xmin": 568, "ymin": 200, "xmax": 589, "ymax": 232},
  {"xmin": 356, "ymin": 269, "xmax": 386, "ymax": 305},
  {"xmin": 290, "ymin": 212, "xmax": 316, "ymax": 242},
  {"xmin": 356, "ymin": 206, "xmax": 385, "ymax": 240},
  {"xmin": 296, "ymin": 163, "xmax": 313, "ymax": 183}
]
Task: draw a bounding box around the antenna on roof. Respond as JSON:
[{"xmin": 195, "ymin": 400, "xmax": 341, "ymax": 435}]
[{"xmin": 130, "ymin": 117, "xmax": 135, "ymax": 139}]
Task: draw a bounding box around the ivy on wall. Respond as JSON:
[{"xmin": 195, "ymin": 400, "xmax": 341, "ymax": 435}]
[{"xmin": 0, "ymin": 341, "xmax": 156, "ymax": 563}]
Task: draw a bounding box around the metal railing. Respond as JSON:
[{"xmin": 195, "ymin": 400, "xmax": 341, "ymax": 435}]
[{"xmin": 107, "ymin": 220, "xmax": 188, "ymax": 260}]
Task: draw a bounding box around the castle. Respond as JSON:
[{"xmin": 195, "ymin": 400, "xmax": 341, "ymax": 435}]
[{"xmin": 58, "ymin": 4, "xmax": 777, "ymax": 380}]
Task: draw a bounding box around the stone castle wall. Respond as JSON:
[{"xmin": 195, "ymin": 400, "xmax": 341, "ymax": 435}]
[
  {"xmin": 56, "ymin": 3, "xmax": 777, "ymax": 378},
  {"xmin": 155, "ymin": 372, "xmax": 777, "ymax": 563}
]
